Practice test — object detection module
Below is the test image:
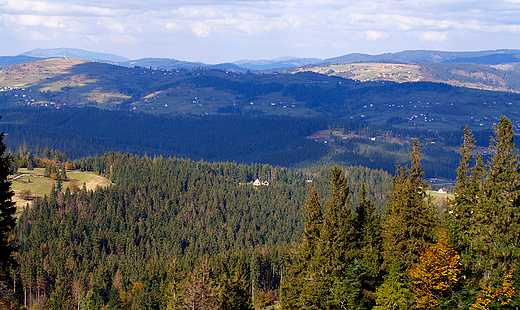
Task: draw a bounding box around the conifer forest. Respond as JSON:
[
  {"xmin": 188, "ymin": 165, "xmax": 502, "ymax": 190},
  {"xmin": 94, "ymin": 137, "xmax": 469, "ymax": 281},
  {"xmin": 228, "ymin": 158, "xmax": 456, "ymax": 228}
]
[{"xmin": 2, "ymin": 116, "xmax": 520, "ymax": 310}]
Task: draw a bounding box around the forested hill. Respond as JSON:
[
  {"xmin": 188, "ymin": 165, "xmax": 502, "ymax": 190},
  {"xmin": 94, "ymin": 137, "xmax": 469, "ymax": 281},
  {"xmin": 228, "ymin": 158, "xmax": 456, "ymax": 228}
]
[
  {"xmin": 3, "ymin": 58, "xmax": 520, "ymax": 133},
  {"xmin": 0, "ymin": 107, "xmax": 481, "ymax": 179},
  {"xmin": 14, "ymin": 153, "xmax": 392, "ymax": 309}
]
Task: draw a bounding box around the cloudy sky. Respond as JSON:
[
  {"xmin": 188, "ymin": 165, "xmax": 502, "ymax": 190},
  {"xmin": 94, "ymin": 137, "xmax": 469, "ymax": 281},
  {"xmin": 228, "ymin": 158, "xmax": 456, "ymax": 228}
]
[{"xmin": 1, "ymin": 0, "xmax": 520, "ymax": 63}]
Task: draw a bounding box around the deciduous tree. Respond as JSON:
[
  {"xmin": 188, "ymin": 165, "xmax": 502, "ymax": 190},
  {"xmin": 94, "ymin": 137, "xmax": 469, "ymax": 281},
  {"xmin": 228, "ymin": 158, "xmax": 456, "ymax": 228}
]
[{"xmin": 410, "ymin": 231, "xmax": 461, "ymax": 309}]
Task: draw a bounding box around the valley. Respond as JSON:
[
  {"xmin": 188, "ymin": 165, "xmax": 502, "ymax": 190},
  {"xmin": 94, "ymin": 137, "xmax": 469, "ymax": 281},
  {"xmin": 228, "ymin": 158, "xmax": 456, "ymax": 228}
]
[{"xmin": 1, "ymin": 49, "xmax": 520, "ymax": 309}]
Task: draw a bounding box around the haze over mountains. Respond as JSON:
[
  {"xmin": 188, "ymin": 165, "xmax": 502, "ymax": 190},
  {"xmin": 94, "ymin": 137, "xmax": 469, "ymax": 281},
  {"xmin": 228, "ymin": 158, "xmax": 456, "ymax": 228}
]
[{"xmin": 4, "ymin": 47, "xmax": 520, "ymax": 72}]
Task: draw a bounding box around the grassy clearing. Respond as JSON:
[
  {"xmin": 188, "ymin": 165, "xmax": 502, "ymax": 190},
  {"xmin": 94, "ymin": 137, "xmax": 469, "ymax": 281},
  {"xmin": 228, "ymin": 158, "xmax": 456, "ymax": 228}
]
[
  {"xmin": 427, "ymin": 190, "xmax": 453, "ymax": 207},
  {"xmin": 10, "ymin": 168, "xmax": 111, "ymax": 209},
  {"xmin": 300, "ymin": 63, "xmax": 424, "ymax": 83}
]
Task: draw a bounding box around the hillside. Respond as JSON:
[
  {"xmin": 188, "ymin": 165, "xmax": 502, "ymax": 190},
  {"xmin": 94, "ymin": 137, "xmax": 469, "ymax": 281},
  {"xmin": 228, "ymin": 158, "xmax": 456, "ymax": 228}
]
[
  {"xmin": 2, "ymin": 106, "xmax": 502, "ymax": 180},
  {"xmin": 12, "ymin": 152, "xmax": 392, "ymax": 309},
  {"xmin": 118, "ymin": 58, "xmax": 246, "ymax": 72},
  {"xmin": 297, "ymin": 62, "xmax": 520, "ymax": 93},
  {"xmin": 9, "ymin": 119, "xmax": 520, "ymax": 309},
  {"xmin": 234, "ymin": 57, "xmax": 321, "ymax": 71},
  {"xmin": 1, "ymin": 58, "xmax": 520, "ymax": 134}
]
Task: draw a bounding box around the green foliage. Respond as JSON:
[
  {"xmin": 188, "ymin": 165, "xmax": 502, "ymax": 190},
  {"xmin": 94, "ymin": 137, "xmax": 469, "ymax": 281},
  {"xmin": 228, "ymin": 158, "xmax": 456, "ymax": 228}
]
[
  {"xmin": 219, "ymin": 262, "xmax": 252, "ymax": 310},
  {"xmin": 373, "ymin": 261, "xmax": 414, "ymax": 310},
  {"xmin": 11, "ymin": 116, "xmax": 520, "ymax": 309},
  {"xmin": 13, "ymin": 153, "xmax": 392, "ymax": 309},
  {"xmin": 382, "ymin": 139, "xmax": 437, "ymax": 271},
  {"xmin": 0, "ymin": 129, "xmax": 16, "ymax": 283},
  {"xmin": 283, "ymin": 166, "xmax": 382, "ymax": 309}
]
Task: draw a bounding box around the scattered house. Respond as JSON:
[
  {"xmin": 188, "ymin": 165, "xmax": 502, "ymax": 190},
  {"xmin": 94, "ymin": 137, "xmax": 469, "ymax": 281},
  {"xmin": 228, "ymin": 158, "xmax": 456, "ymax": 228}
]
[
  {"xmin": 438, "ymin": 188, "xmax": 448, "ymax": 194},
  {"xmin": 253, "ymin": 178, "xmax": 269, "ymax": 186}
]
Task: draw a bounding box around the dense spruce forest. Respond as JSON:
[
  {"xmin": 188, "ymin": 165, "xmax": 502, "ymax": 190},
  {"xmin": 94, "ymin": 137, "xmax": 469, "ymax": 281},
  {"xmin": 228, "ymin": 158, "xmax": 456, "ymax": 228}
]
[
  {"xmin": 0, "ymin": 106, "xmax": 504, "ymax": 180},
  {"xmin": 9, "ymin": 152, "xmax": 391, "ymax": 309},
  {"xmin": 1, "ymin": 116, "xmax": 520, "ymax": 309}
]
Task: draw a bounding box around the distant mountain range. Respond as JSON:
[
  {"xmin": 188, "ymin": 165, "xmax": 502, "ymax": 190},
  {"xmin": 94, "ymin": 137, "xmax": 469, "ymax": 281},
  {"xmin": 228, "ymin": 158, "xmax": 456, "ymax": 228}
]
[
  {"xmin": 20, "ymin": 48, "xmax": 130, "ymax": 63},
  {"xmin": 319, "ymin": 49, "xmax": 520, "ymax": 65},
  {"xmin": 117, "ymin": 58, "xmax": 245, "ymax": 72},
  {"xmin": 3, "ymin": 47, "xmax": 520, "ymax": 72},
  {"xmin": 234, "ymin": 57, "xmax": 321, "ymax": 71}
]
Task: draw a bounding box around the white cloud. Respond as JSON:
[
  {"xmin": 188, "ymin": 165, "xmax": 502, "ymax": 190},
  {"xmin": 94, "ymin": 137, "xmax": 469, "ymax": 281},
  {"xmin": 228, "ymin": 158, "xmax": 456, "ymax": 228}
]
[
  {"xmin": 86, "ymin": 35, "xmax": 99, "ymax": 42},
  {"xmin": 191, "ymin": 21, "xmax": 211, "ymax": 37},
  {"xmin": 100, "ymin": 21, "xmax": 126, "ymax": 33},
  {"xmin": 5, "ymin": 0, "xmax": 124, "ymax": 16},
  {"xmin": 417, "ymin": 31, "xmax": 448, "ymax": 42},
  {"xmin": 4, "ymin": 14, "xmax": 65, "ymax": 28},
  {"xmin": 0, "ymin": 0, "xmax": 520, "ymax": 62},
  {"xmin": 109, "ymin": 35, "xmax": 136, "ymax": 43},
  {"xmin": 30, "ymin": 30, "xmax": 51, "ymax": 40},
  {"xmin": 363, "ymin": 30, "xmax": 386, "ymax": 41},
  {"xmin": 166, "ymin": 22, "xmax": 179, "ymax": 30}
]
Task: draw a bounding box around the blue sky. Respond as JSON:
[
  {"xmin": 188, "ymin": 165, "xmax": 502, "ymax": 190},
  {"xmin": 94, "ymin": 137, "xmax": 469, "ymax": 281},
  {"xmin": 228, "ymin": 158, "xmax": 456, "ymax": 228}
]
[{"xmin": 1, "ymin": 0, "xmax": 520, "ymax": 63}]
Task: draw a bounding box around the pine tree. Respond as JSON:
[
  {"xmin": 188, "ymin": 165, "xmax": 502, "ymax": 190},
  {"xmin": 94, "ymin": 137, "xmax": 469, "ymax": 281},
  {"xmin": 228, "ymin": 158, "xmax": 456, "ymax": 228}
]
[
  {"xmin": 446, "ymin": 116, "xmax": 520, "ymax": 306},
  {"xmin": 219, "ymin": 261, "xmax": 252, "ymax": 310},
  {"xmin": 373, "ymin": 260, "xmax": 414, "ymax": 310},
  {"xmin": 0, "ymin": 129, "xmax": 17, "ymax": 283},
  {"xmin": 355, "ymin": 184, "xmax": 382, "ymax": 279}
]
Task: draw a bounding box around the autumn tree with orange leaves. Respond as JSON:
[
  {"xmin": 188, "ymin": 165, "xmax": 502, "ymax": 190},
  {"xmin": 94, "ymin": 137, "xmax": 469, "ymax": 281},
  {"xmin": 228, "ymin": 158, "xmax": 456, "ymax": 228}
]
[{"xmin": 410, "ymin": 231, "xmax": 461, "ymax": 309}]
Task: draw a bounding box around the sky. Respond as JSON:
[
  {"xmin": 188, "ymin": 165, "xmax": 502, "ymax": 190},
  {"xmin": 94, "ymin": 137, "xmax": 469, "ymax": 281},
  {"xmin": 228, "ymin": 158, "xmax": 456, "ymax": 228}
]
[{"xmin": 1, "ymin": 0, "xmax": 520, "ymax": 64}]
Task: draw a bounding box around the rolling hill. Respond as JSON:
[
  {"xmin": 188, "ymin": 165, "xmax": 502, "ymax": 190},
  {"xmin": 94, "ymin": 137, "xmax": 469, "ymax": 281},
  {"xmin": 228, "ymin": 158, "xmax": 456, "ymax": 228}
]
[{"xmin": 1, "ymin": 58, "xmax": 520, "ymax": 134}]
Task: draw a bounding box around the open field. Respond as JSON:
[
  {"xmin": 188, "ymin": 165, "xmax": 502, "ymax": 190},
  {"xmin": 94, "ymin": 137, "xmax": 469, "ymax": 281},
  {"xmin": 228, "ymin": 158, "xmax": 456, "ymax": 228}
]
[
  {"xmin": 10, "ymin": 167, "xmax": 111, "ymax": 210},
  {"xmin": 300, "ymin": 63, "xmax": 424, "ymax": 83}
]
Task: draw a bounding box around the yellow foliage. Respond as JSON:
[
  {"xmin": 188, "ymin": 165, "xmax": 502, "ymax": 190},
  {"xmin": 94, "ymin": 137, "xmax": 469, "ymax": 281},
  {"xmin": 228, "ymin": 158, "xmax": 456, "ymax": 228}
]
[
  {"xmin": 131, "ymin": 281, "xmax": 143, "ymax": 296},
  {"xmin": 470, "ymin": 269, "xmax": 516, "ymax": 310},
  {"xmin": 410, "ymin": 231, "xmax": 461, "ymax": 309},
  {"xmin": 65, "ymin": 162, "xmax": 76, "ymax": 170}
]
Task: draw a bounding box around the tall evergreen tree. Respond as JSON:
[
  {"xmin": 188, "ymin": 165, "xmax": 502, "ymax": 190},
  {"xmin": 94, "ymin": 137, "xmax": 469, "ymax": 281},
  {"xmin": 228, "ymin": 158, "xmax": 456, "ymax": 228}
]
[
  {"xmin": 446, "ymin": 116, "xmax": 520, "ymax": 308},
  {"xmin": 283, "ymin": 166, "xmax": 378, "ymax": 309},
  {"xmin": 381, "ymin": 139, "xmax": 437, "ymax": 272},
  {"xmin": 355, "ymin": 183, "xmax": 383, "ymax": 278},
  {"xmin": 478, "ymin": 116, "xmax": 520, "ymax": 284},
  {"xmin": 0, "ymin": 129, "xmax": 17, "ymax": 283}
]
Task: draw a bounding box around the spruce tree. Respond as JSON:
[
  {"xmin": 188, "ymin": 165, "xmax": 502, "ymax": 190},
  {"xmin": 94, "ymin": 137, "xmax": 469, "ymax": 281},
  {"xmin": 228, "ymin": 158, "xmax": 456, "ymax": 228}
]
[
  {"xmin": 282, "ymin": 166, "xmax": 358, "ymax": 309},
  {"xmin": 447, "ymin": 116, "xmax": 520, "ymax": 307},
  {"xmin": 281, "ymin": 187, "xmax": 324, "ymax": 309},
  {"xmin": 0, "ymin": 130, "xmax": 17, "ymax": 283},
  {"xmin": 479, "ymin": 116, "xmax": 520, "ymax": 284},
  {"xmin": 382, "ymin": 139, "xmax": 437, "ymax": 272}
]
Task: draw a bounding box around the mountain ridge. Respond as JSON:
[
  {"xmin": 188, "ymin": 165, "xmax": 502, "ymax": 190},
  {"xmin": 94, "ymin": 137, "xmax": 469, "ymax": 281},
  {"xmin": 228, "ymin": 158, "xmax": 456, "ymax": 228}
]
[
  {"xmin": 20, "ymin": 47, "xmax": 130, "ymax": 63},
  {"xmin": 11, "ymin": 48, "xmax": 520, "ymax": 72}
]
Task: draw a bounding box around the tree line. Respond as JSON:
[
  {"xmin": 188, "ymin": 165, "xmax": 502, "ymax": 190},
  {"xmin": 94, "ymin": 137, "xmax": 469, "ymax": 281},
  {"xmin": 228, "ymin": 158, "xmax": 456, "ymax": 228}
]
[{"xmin": 282, "ymin": 116, "xmax": 520, "ymax": 309}]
